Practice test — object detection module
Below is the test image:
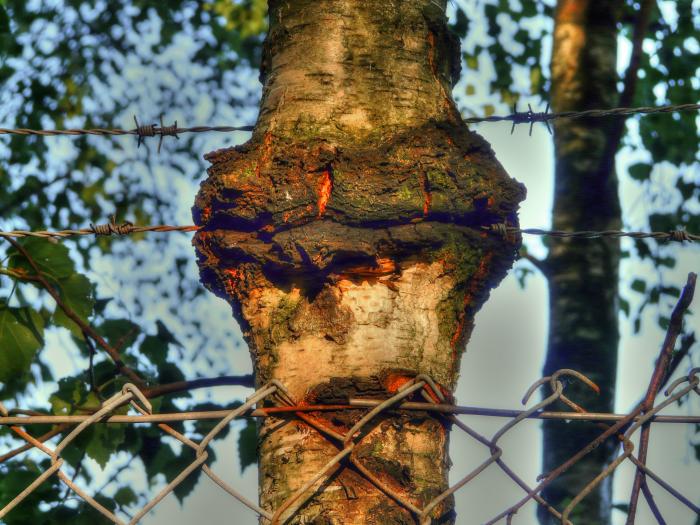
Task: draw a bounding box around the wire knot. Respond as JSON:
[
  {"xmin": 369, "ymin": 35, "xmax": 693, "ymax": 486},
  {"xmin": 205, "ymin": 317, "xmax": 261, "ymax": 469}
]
[
  {"xmin": 510, "ymin": 103, "xmax": 552, "ymax": 136},
  {"xmin": 156, "ymin": 115, "xmax": 179, "ymax": 153},
  {"xmin": 90, "ymin": 216, "xmax": 135, "ymax": 236},
  {"xmin": 133, "ymin": 115, "xmax": 156, "ymax": 148},
  {"xmin": 489, "ymin": 223, "xmax": 510, "ymax": 238},
  {"xmin": 669, "ymin": 229, "xmax": 692, "ymax": 243}
]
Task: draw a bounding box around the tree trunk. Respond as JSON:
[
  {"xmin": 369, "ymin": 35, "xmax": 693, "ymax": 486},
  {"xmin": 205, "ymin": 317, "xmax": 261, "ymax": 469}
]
[
  {"xmin": 539, "ymin": 2, "xmax": 622, "ymax": 523},
  {"xmin": 193, "ymin": 1, "xmax": 524, "ymax": 522}
]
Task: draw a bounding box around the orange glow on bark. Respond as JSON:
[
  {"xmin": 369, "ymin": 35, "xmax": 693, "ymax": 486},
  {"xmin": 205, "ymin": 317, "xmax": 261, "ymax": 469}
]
[
  {"xmin": 255, "ymin": 131, "xmax": 274, "ymax": 177},
  {"xmin": 383, "ymin": 373, "xmax": 414, "ymax": 394},
  {"xmin": 222, "ymin": 268, "xmax": 242, "ymax": 295},
  {"xmin": 450, "ymin": 253, "xmax": 493, "ymax": 350},
  {"xmin": 317, "ymin": 168, "xmax": 333, "ymax": 217},
  {"xmin": 421, "ymin": 174, "xmax": 432, "ymax": 215}
]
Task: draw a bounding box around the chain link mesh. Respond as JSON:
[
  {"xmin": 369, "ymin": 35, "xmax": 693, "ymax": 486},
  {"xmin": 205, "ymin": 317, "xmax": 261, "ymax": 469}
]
[{"xmin": 1, "ymin": 367, "xmax": 698, "ymax": 524}]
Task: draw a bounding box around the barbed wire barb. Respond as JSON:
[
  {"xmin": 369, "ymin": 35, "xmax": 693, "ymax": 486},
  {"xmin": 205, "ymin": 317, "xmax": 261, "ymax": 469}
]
[{"xmin": 464, "ymin": 101, "xmax": 700, "ymax": 131}]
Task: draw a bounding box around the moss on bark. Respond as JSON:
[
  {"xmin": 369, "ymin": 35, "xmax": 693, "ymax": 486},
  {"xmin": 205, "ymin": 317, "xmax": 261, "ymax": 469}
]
[{"xmin": 192, "ymin": 0, "xmax": 524, "ymax": 522}]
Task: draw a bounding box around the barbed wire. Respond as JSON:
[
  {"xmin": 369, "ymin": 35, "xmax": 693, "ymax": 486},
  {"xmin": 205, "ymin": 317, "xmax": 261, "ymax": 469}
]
[
  {"xmin": 0, "ymin": 114, "xmax": 255, "ymax": 152},
  {"xmin": 1, "ymin": 220, "xmax": 697, "ymax": 244},
  {"xmin": 1, "ymin": 367, "xmax": 698, "ymax": 524},
  {"xmin": 464, "ymin": 102, "xmax": 700, "ymax": 135},
  {"xmin": 0, "ymin": 221, "xmax": 198, "ymax": 240},
  {"xmin": 0, "ymin": 102, "xmax": 697, "ymax": 147},
  {"xmin": 484, "ymin": 224, "xmax": 698, "ymax": 242}
]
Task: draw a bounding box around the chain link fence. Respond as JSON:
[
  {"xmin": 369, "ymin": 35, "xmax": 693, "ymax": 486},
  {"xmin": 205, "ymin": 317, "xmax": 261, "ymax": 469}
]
[{"xmin": 1, "ymin": 365, "xmax": 698, "ymax": 525}]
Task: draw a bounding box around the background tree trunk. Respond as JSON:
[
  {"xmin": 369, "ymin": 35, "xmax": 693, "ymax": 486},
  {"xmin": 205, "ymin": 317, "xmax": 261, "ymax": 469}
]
[
  {"xmin": 539, "ymin": 1, "xmax": 623, "ymax": 523},
  {"xmin": 193, "ymin": 0, "xmax": 524, "ymax": 523}
]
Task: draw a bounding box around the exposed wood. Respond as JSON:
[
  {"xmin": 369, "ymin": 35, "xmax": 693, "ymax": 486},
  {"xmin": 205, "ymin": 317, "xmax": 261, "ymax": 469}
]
[{"xmin": 193, "ymin": 1, "xmax": 524, "ymax": 522}]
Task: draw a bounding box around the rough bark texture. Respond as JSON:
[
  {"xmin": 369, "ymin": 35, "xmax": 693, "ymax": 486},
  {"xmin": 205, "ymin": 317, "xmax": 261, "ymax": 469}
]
[
  {"xmin": 539, "ymin": 2, "xmax": 622, "ymax": 523},
  {"xmin": 193, "ymin": 1, "xmax": 525, "ymax": 523}
]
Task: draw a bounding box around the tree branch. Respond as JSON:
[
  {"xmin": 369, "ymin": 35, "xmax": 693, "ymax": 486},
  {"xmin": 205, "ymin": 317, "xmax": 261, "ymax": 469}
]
[
  {"xmin": 661, "ymin": 331, "xmax": 696, "ymax": 393},
  {"xmin": 596, "ymin": 0, "xmax": 655, "ymax": 179},
  {"xmin": 519, "ymin": 250, "xmax": 549, "ymax": 278},
  {"xmin": 3, "ymin": 237, "xmax": 145, "ymax": 387},
  {"xmin": 625, "ymin": 272, "xmax": 697, "ymax": 525},
  {"xmin": 143, "ymin": 374, "xmax": 255, "ymax": 398},
  {"xmin": 0, "ymin": 424, "xmax": 69, "ymax": 464}
]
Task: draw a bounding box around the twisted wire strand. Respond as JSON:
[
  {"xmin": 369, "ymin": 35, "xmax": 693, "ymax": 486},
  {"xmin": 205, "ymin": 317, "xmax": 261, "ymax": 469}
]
[
  {"xmin": 463, "ymin": 102, "xmax": 700, "ymax": 124},
  {"xmin": 1, "ymin": 369, "xmax": 698, "ymax": 525},
  {"xmin": 0, "ymin": 102, "xmax": 696, "ymax": 140},
  {"xmin": 0, "ymin": 223, "xmax": 198, "ymax": 240},
  {"xmin": 0, "ymin": 124, "xmax": 254, "ymax": 138},
  {"xmin": 484, "ymin": 224, "xmax": 698, "ymax": 242},
  {"xmin": 0, "ymin": 222, "xmax": 697, "ymax": 242}
]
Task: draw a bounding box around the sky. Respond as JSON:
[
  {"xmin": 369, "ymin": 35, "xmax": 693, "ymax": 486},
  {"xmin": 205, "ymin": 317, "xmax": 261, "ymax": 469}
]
[{"xmin": 2, "ymin": 1, "xmax": 699, "ymax": 524}]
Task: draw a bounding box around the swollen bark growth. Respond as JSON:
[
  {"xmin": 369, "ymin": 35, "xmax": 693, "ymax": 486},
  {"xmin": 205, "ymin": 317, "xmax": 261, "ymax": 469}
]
[
  {"xmin": 540, "ymin": 1, "xmax": 622, "ymax": 523},
  {"xmin": 193, "ymin": 1, "xmax": 524, "ymax": 522}
]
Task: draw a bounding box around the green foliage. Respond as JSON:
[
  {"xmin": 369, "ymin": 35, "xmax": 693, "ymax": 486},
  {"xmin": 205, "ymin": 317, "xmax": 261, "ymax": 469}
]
[
  {"xmin": 238, "ymin": 419, "xmax": 258, "ymax": 472},
  {"xmin": 0, "ymin": 0, "xmax": 264, "ymax": 518},
  {"xmin": 1, "ymin": 0, "xmax": 698, "ymax": 521},
  {"xmin": 0, "ymin": 306, "xmax": 44, "ymax": 385}
]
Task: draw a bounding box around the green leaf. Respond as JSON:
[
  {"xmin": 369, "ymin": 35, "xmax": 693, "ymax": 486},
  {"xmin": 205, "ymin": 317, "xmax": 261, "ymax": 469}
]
[
  {"xmin": 238, "ymin": 419, "xmax": 258, "ymax": 473},
  {"xmin": 464, "ymin": 54, "xmax": 479, "ymax": 70},
  {"xmin": 631, "ymin": 279, "xmax": 646, "ymax": 294},
  {"xmin": 627, "ymin": 163, "xmax": 652, "ymax": 181},
  {"xmin": 619, "ymin": 298, "xmax": 630, "ymax": 317},
  {"xmin": 0, "ymin": 307, "xmax": 44, "ymax": 384},
  {"xmin": 49, "ymin": 377, "xmax": 92, "ymax": 415},
  {"xmin": 7, "ymin": 238, "xmax": 75, "ymax": 283},
  {"xmin": 85, "ymin": 423, "xmax": 126, "ymax": 469},
  {"xmin": 53, "ymin": 273, "xmax": 94, "ymax": 337},
  {"xmin": 113, "ymin": 486, "xmax": 137, "ymax": 508},
  {"xmin": 139, "ymin": 335, "xmax": 169, "ymax": 366},
  {"xmin": 49, "ymin": 381, "xmax": 126, "ymax": 468},
  {"xmin": 530, "ymin": 65, "xmax": 542, "ymax": 94},
  {"xmin": 99, "ymin": 319, "xmax": 140, "ymax": 350},
  {"xmin": 450, "ymin": 8, "xmax": 469, "ymax": 38}
]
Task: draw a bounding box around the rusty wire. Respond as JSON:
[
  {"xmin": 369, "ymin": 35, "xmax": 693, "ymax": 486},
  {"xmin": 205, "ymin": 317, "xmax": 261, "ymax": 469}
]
[
  {"xmin": 0, "ymin": 115, "xmax": 255, "ymax": 151},
  {"xmin": 1, "ymin": 367, "xmax": 698, "ymax": 524},
  {"xmin": 1, "ymin": 220, "xmax": 697, "ymax": 245},
  {"xmin": 1, "ymin": 103, "xmax": 697, "ymax": 144},
  {"xmin": 463, "ymin": 102, "xmax": 700, "ymax": 134},
  {"xmin": 484, "ymin": 223, "xmax": 698, "ymax": 243},
  {"xmin": 0, "ymin": 220, "xmax": 198, "ymax": 240}
]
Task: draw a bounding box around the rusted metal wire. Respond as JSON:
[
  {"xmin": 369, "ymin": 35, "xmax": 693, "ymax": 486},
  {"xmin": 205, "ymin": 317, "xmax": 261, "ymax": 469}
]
[
  {"xmin": 0, "ymin": 115, "xmax": 254, "ymax": 151},
  {"xmin": 1, "ymin": 103, "xmax": 697, "ymax": 143},
  {"xmin": 0, "ymin": 277, "xmax": 697, "ymax": 524},
  {"xmin": 3, "ymin": 401, "xmax": 700, "ymax": 426},
  {"xmin": 463, "ymin": 102, "xmax": 700, "ymax": 134},
  {"xmin": 0, "ymin": 221, "xmax": 198, "ymax": 240},
  {"xmin": 485, "ymin": 223, "xmax": 698, "ymax": 242},
  {"xmin": 1, "ymin": 221, "xmax": 698, "ymax": 244},
  {"xmin": 1, "ymin": 367, "xmax": 698, "ymax": 524}
]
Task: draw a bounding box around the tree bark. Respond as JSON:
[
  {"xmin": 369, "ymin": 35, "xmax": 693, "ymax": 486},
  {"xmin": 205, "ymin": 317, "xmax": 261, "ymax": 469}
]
[
  {"xmin": 540, "ymin": 2, "xmax": 622, "ymax": 523},
  {"xmin": 193, "ymin": 1, "xmax": 524, "ymax": 522}
]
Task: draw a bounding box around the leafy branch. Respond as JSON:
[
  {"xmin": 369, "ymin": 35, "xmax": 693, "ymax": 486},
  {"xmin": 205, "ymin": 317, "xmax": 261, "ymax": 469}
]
[{"xmin": 2, "ymin": 236, "xmax": 145, "ymax": 386}]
